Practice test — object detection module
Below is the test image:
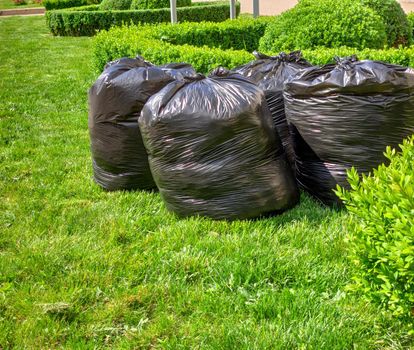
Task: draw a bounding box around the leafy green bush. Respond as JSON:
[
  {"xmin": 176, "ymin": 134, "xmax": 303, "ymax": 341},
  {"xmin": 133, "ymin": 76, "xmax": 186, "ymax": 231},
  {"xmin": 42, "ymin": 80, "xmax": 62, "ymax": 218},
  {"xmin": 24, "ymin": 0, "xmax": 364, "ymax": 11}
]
[
  {"xmin": 93, "ymin": 23, "xmax": 253, "ymax": 73},
  {"xmin": 336, "ymin": 136, "xmax": 414, "ymax": 321},
  {"xmin": 361, "ymin": 0, "xmax": 412, "ymax": 47},
  {"xmin": 131, "ymin": 0, "xmax": 190, "ymax": 10},
  {"xmin": 301, "ymin": 46, "xmax": 414, "ymax": 67},
  {"xmin": 44, "ymin": 0, "xmax": 88, "ymax": 10},
  {"xmin": 100, "ymin": 0, "xmax": 131, "ymax": 10},
  {"xmin": 93, "ymin": 19, "xmax": 414, "ymax": 74},
  {"xmin": 154, "ymin": 17, "xmax": 272, "ymax": 51},
  {"xmin": 259, "ymin": 0, "xmax": 387, "ymax": 52},
  {"xmin": 67, "ymin": 4, "xmax": 99, "ymax": 10},
  {"xmin": 46, "ymin": 1, "xmax": 240, "ymax": 36},
  {"xmin": 408, "ymin": 12, "xmax": 414, "ymax": 38}
]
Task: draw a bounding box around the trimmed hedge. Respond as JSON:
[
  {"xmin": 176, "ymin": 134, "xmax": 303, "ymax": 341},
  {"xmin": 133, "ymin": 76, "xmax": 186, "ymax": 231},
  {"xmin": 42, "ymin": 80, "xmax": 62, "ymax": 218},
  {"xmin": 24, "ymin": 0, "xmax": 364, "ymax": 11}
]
[
  {"xmin": 131, "ymin": 0, "xmax": 191, "ymax": 10},
  {"xmin": 46, "ymin": 1, "xmax": 240, "ymax": 36},
  {"xmin": 301, "ymin": 46, "xmax": 414, "ymax": 67},
  {"xmin": 94, "ymin": 24, "xmax": 253, "ymax": 73},
  {"xmin": 154, "ymin": 17, "xmax": 273, "ymax": 51},
  {"xmin": 93, "ymin": 20, "xmax": 414, "ymax": 74},
  {"xmin": 259, "ymin": 0, "xmax": 387, "ymax": 52},
  {"xmin": 336, "ymin": 137, "xmax": 414, "ymax": 321},
  {"xmin": 408, "ymin": 12, "xmax": 414, "ymax": 38},
  {"xmin": 361, "ymin": 0, "xmax": 412, "ymax": 46},
  {"xmin": 99, "ymin": 0, "xmax": 132, "ymax": 10},
  {"xmin": 68, "ymin": 4, "xmax": 99, "ymax": 10},
  {"xmin": 44, "ymin": 0, "xmax": 87, "ymax": 10}
]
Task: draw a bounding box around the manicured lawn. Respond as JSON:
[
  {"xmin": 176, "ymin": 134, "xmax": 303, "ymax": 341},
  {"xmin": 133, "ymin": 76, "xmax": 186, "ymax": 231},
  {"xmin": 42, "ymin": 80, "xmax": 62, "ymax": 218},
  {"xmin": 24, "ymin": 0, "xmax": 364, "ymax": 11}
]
[{"xmin": 0, "ymin": 15, "xmax": 412, "ymax": 349}]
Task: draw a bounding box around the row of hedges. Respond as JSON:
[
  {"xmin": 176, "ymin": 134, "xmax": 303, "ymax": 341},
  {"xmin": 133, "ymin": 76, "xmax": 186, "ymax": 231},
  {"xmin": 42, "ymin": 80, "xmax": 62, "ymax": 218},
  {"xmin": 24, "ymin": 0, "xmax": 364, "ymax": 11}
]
[
  {"xmin": 44, "ymin": 0, "xmax": 188, "ymax": 11},
  {"xmin": 152, "ymin": 17, "xmax": 273, "ymax": 52},
  {"xmin": 93, "ymin": 19, "xmax": 414, "ymax": 73},
  {"xmin": 100, "ymin": 0, "xmax": 190, "ymax": 10},
  {"xmin": 46, "ymin": 1, "xmax": 240, "ymax": 36},
  {"xmin": 44, "ymin": 0, "xmax": 87, "ymax": 10},
  {"xmin": 94, "ymin": 25, "xmax": 253, "ymax": 73}
]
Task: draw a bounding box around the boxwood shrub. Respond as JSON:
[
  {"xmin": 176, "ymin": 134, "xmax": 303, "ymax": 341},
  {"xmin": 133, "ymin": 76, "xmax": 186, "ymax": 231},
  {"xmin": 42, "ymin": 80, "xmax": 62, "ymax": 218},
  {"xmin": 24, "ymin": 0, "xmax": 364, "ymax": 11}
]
[
  {"xmin": 361, "ymin": 0, "xmax": 412, "ymax": 47},
  {"xmin": 336, "ymin": 136, "xmax": 414, "ymax": 321},
  {"xmin": 99, "ymin": 0, "xmax": 132, "ymax": 10},
  {"xmin": 408, "ymin": 12, "xmax": 414, "ymax": 38},
  {"xmin": 93, "ymin": 19, "xmax": 414, "ymax": 74},
  {"xmin": 301, "ymin": 46, "xmax": 414, "ymax": 67},
  {"xmin": 259, "ymin": 0, "xmax": 387, "ymax": 52},
  {"xmin": 46, "ymin": 1, "xmax": 240, "ymax": 36},
  {"xmin": 131, "ymin": 0, "xmax": 191, "ymax": 10},
  {"xmin": 94, "ymin": 23, "xmax": 254, "ymax": 73},
  {"xmin": 154, "ymin": 17, "xmax": 273, "ymax": 52}
]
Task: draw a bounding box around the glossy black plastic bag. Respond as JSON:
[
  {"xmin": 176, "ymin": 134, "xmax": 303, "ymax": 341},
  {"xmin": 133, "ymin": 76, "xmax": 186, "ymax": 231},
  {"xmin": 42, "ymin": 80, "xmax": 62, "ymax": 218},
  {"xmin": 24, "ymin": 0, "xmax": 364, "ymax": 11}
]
[
  {"xmin": 233, "ymin": 51, "xmax": 312, "ymax": 169},
  {"xmin": 139, "ymin": 68, "xmax": 299, "ymax": 220},
  {"xmin": 284, "ymin": 56, "xmax": 414, "ymax": 205},
  {"xmin": 88, "ymin": 56, "xmax": 196, "ymax": 190}
]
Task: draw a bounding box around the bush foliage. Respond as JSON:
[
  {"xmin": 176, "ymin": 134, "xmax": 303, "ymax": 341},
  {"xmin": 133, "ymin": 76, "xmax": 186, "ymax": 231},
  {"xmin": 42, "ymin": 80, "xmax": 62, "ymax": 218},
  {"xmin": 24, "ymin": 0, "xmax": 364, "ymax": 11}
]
[
  {"xmin": 93, "ymin": 23, "xmax": 254, "ymax": 73},
  {"xmin": 46, "ymin": 1, "xmax": 240, "ymax": 36},
  {"xmin": 408, "ymin": 12, "xmax": 414, "ymax": 38},
  {"xmin": 361, "ymin": 0, "xmax": 412, "ymax": 47},
  {"xmin": 93, "ymin": 19, "xmax": 414, "ymax": 74},
  {"xmin": 154, "ymin": 17, "xmax": 272, "ymax": 51},
  {"xmin": 44, "ymin": 0, "xmax": 87, "ymax": 10},
  {"xmin": 99, "ymin": 0, "xmax": 131, "ymax": 10},
  {"xmin": 131, "ymin": 0, "xmax": 191, "ymax": 10},
  {"xmin": 336, "ymin": 137, "xmax": 414, "ymax": 321},
  {"xmin": 259, "ymin": 0, "xmax": 387, "ymax": 52}
]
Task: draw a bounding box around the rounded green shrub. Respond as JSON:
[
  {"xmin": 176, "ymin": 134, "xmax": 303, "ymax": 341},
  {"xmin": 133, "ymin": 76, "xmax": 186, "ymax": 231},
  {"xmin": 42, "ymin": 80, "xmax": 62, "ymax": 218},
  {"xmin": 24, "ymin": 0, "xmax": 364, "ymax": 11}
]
[
  {"xmin": 407, "ymin": 12, "xmax": 414, "ymax": 39},
  {"xmin": 99, "ymin": 0, "xmax": 131, "ymax": 10},
  {"xmin": 130, "ymin": 0, "xmax": 190, "ymax": 10},
  {"xmin": 259, "ymin": 0, "xmax": 387, "ymax": 53},
  {"xmin": 336, "ymin": 136, "xmax": 414, "ymax": 321},
  {"xmin": 361, "ymin": 0, "xmax": 412, "ymax": 46}
]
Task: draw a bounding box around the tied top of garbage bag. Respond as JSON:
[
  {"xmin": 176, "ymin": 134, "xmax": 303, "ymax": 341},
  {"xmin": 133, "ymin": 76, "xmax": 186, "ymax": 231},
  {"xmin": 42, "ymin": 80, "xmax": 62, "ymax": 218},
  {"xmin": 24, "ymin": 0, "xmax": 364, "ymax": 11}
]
[
  {"xmin": 103, "ymin": 55, "xmax": 152, "ymax": 71},
  {"xmin": 88, "ymin": 55, "xmax": 196, "ymax": 191},
  {"xmin": 139, "ymin": 67, "xmax": 299, "ymax": 220},
  {"xmin": 285, "ymin": 55, "xmax": 414, "ymax": 96},
  {"xmin": 233, "ymin": 51, "xmax": 312, "ymax": 90},
  {"xmin": 90, "ymin": 56, "xmax": 197, "ymax": 124}
]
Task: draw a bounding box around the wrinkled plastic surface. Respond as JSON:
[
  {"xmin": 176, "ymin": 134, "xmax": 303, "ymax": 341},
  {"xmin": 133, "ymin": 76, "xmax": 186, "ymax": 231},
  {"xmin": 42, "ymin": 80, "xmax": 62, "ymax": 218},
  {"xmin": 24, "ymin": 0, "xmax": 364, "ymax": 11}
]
[
  {"xmin": 233, "ymin": 51, "xmax": 312, "ymax": 169},
  {"xmin": 139, "ymin": 67, "xmax": 300, "ymax": 220},
  {"xmin": 88, "ymin": 56, "xmax": 196, "ymax": 190},
  {"xmin": 284, "ymin": 56, "xmax": 414, "ymax": 205}
]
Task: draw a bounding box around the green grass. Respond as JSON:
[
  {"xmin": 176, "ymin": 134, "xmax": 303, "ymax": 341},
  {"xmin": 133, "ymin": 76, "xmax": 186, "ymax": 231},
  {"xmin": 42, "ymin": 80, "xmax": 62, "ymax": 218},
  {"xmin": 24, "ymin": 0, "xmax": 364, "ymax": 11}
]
[
  {"xmin": 0, "ymin": 15, "xmax": 413, "ymax": 349},
  {"xmin": 0, "ymin": 0, "xmax": 43, "ymax": 9}
]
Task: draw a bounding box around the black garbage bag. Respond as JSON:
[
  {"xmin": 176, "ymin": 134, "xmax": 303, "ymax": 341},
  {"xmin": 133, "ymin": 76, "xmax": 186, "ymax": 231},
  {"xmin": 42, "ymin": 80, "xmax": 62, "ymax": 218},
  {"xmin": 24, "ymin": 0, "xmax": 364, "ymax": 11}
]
[
  {"xmin": 284, "ymin": 56, "xmax": 414, "ymax": 206},
  {"xmin": 88, "ymin": 56, "xmax": 196, "ymax": 191},
  {"xmin": 139, "ymin": 67, "xmax": 300, "ymax": 220},
  {"xmin": 233, "ymin": 51, "xmax": 312, "ymax": 170}
]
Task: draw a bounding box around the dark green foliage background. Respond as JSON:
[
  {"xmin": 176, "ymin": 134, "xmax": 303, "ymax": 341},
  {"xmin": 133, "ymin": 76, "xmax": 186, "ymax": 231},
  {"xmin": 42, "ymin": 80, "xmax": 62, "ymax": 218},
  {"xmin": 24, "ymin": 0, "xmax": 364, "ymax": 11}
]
[{"xmin": 361, "ymin": 0, "xmax": 412, "ymax": 46}]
